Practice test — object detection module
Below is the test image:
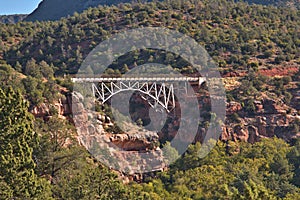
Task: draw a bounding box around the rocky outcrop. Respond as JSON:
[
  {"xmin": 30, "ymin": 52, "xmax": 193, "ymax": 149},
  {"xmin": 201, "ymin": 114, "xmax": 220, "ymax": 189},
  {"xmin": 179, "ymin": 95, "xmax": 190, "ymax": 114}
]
[
  {"xmin": 220, "ymin": 98, "xmax": 300, "ymax": 144},
  {"xmin": 69, "ymin": 92, "xmax": 165, "ymax": 174},
  {"xmin": 30, "ymin": 94, "xmax": 72, "ymax": 119},
  {"xmin": 226, "ymin": 101, "xmax": 242, "ymax": 115},
  {"xmin": 31, "ymin": 103, "xmax": 50, "ymax": 118},
  {"xmin": 110, "ymin": 132, "xmax": 159, "ymax": 151},
  {"xmin": 30, "ymin": 90, "xmax": 299, "ymax": 176},
  {"xmin": 31, "ymin": 91, "xmax": 299, "ymax": 144}
]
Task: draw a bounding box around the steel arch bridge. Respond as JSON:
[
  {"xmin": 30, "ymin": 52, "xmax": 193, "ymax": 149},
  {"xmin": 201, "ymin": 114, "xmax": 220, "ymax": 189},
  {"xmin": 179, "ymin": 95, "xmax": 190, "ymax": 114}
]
[{"xmin": 72, "ymin": 77, "xmax": 206, "ymax": 112}]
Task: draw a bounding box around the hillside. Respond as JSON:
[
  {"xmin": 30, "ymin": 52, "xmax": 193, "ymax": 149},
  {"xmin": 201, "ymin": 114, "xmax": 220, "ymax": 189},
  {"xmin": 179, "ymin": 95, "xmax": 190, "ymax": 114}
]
[
  {"xmin": 8, "ymin": 0, "xmax": 300, "ymax": 75},
  {"xmin": 245, "ymin": 0, "xmax": 300, "ymax": 9},
  {"xmin": 1, "ymin": 0, "xmax": 299, "ymax": 163},
  {"xmin": 24, "ymin": 0, "xmax": 152, "ymax": 21},
  {"xmin": 24, "ymin": 0, "xmax": 300, "ymax": 22},
  {"xmin": 0, "ymin": 0, "xmax": 300, "ymax": 199},
  {"xmin": 0, "ymin": 14, "xmax": 27, "ymax": 24},
  {"xmin": 2, "ymin": 0, "xmax": 300, "ymax": 139}
]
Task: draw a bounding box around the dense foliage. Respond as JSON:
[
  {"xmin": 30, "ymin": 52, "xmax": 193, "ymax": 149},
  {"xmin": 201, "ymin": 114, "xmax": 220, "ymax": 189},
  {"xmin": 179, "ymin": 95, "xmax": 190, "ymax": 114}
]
[
  {"xmin": 244, "ymin": 0, "xmax": 300, "ymax": 9},
  {"xmin": 134, "ymin": 138, "xmax": 300, "ymax": 199},
  {"xmin": 0, "ymin": 87, "xmax": 52, "ymax": 199},
  {"xmin": 2, "ymin": 0, "xmax": 300, "ymax": 76},
  {"xmin": 1, "ymin": 91, "xmax": 300, "ymax": 199},
  {"xmin": 0, "ymin": 0, "xmax": 299, "ymax": 199}
]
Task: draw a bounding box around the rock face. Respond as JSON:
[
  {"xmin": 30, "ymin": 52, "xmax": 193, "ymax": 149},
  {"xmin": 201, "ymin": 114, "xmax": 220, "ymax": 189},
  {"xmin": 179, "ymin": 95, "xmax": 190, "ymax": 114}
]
[
  {"xmin": 110, "ymin": 133, "xmax": 159, "ymax": 151},
  {"xmin": 69, "ymin": 92, "xmax": 165, "ymax": 174},
  {"xmin": 221, "ymin": 99, "xmax": 300, "ymax": 144},
  {"xmin": 24, "ymin": 0, "xmax": 153, "ymax": 22},
  {"xmin": 31, "ymin": 103, "xmax": 50, "ymax": 118},
  {"xmin": 31, "ymin": 92, "xmax": 299, "ymax": 144},
  {"xmin": 226, "ymin": 101, "xmax": 242, "ymax": 115},
  {"xmin": 30, "ymin": 91, "xmax": 299, "ymax": 176},
  {"xmin": 30, "ymin": 93, "xmax": 73, "ymax": 120}
]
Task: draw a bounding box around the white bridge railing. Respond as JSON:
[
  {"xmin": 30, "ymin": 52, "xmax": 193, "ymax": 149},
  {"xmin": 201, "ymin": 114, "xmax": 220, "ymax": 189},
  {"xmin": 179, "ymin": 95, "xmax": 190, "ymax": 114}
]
[{"xmin": 72, "ymin": 77, "xmax": 204, "ymax": 82}]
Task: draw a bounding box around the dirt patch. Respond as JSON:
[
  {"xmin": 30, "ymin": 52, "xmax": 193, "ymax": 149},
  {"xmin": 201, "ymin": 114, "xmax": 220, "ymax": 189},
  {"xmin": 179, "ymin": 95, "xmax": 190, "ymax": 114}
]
[
  {"xmin": 223, "ymin": 66, "xmax": 299, "ymax": 78},
  {"xmin": 259, "ymin": 66, "xmax": 299, "ymax": 77}
]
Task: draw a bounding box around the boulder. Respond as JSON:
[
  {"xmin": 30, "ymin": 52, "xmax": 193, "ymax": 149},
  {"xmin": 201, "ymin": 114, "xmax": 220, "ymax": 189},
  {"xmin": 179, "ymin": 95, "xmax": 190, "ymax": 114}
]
[
  {"xmin": 226, "ymin": 101, "xmax": 242, "ymax": 115},
  {"xmin": 30, "ymin": 103, "xmax": 50, "ymax": 117},
  {"xmin": 233, "ymin": 125, "xmax": 248, "ymax": 142}
]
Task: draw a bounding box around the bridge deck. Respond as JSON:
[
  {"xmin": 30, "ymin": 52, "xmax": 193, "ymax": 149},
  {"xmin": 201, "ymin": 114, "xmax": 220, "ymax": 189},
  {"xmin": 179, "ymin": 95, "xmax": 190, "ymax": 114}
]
[{"xmin": 72, "ymin": 77, "xmax": 205, "ymax": 83}]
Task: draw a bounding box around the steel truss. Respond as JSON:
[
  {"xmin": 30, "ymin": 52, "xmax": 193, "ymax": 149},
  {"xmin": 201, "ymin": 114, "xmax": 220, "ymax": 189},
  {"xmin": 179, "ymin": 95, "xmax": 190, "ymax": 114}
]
[{"xmin": 72, "ymin": 77, "xmax": 206, "ymax": 113}]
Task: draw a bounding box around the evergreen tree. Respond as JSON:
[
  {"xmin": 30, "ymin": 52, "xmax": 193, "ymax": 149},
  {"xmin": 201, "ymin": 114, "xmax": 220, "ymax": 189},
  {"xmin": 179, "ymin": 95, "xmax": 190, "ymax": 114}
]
[{"xmin": 0, "ymin": 87, "xmax": 52, "ymax": 199}]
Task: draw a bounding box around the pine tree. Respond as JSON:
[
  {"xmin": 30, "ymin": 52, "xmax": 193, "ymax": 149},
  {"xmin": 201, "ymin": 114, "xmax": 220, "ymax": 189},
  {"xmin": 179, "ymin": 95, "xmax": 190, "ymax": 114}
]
[
  {"xmin": 24, "ymin": 58, "xmax": 41, "ymax": 78},
  {"xmin": 0, "ymin": 87, "xmax": 52, "ymax": 199}
]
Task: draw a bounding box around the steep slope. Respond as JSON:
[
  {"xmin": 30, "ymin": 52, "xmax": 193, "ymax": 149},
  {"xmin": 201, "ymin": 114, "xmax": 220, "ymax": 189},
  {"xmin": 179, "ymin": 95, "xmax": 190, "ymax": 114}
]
[
  {"xmin": 6, "ymin": 0, "xmax": 298, "ymax": 144},
  {"xmin": 0, "ymin": 15, "xmax": 27, "ymax": 24},
  {"xmin": 24, "ymin": 0, "xmax": 152, "ymax": 22},
  {"xmin": 24, "ymin": 0, "xmax": 299, "ymax": 22},
  {"xmin": 9, "ymin": 1, "xmax": 300, "ymax": 75},
  {"xmin": 244, "ymin": 0, "xmax": 300, "ymax": 9}
]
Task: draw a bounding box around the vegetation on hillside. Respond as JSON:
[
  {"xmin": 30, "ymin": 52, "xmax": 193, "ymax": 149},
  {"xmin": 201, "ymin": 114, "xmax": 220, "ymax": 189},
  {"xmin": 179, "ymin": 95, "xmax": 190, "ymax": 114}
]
[
  {"xmin": 2, "ymin": 0, "xmax": 300, "ymax": 76},
  {"xmin": 0, "ymin": 0, "xmax": 299, "ymax": 199},
  {"xmin": 0, "ymin": 15, "xmax": 27, "ymax": 24},
  {"xmin": 244, "ymin": 0, "xmax": 300, "ymax": 9},
  {"xmin": 1, "ymin": 90, "xmax": 300, "ymax": 199}
]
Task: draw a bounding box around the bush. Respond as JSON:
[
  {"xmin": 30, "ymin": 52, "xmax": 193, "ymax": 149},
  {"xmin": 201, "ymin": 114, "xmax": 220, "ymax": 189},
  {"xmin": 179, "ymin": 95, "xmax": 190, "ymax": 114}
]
[
  {"xmin": 282, "ymin": 76, "xmax": 292, "ymax": 85},
  {"xmin": 263, "ymin": 50, "xmax": 273, "ymax": 58},
  {"xmin": 284, "ymin": 92, "xmax": 293, "ymax": 104},
  {"xmin": 230, "ymin": 113, "xmax": 241, "ymax": 123},
  {"xmin": 244, "ymin": 99, "xmax": 256, "ymax": 114},
  {"xmin": 275, "ymin": 55, "xmax": 286, "ymax": 64}
]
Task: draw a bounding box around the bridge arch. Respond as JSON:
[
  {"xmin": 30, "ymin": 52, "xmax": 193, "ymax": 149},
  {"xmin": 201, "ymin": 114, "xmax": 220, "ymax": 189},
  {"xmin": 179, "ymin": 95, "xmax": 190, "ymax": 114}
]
[
  {"xmin": 72, "ymin": 77, "xmax": 206, "ymax": 113},
  {"xmin": 92, "ymin": 81, "xmax": 176, "ymax": 112}
]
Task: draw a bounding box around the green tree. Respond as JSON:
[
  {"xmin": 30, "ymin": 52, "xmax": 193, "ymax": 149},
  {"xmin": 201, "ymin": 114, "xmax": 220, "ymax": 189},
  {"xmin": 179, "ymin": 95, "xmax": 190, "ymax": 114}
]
[
  {"xmin": 51, "ymin": 155, "xmax": 133, "ymax": 200},
  {"xmin": 14, "ymin": 61, "xmax": 22, "ymax": 72},
  {"xmin": 34, "ymin": 117, "xmax": 79, "ymax": 183},
  {"xmin": 0, "ymin": 87, "xmax": 52, "ymax": 199},
  {"xmin": 162, "ymin": 142, "xmax": 179, "ymax": 165},
  {"xmin": 24, "ymin": 58, "xmax": 42, "ymax": 78},
  {"xmin": 39, "ymin": 60, "xmax": 54, "ymax": 80},
  {"xmin": 22, "ymin": 76, "xmax": 44, "ymax": 105}
]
